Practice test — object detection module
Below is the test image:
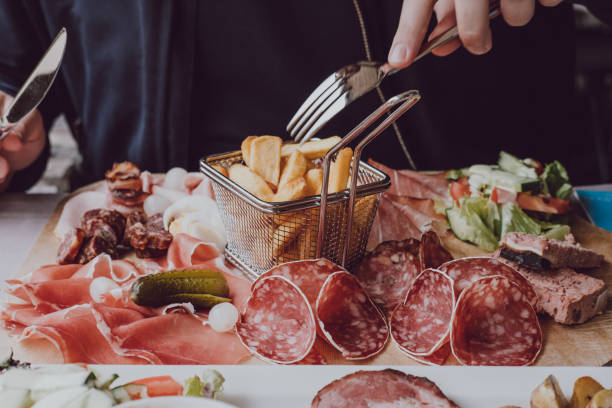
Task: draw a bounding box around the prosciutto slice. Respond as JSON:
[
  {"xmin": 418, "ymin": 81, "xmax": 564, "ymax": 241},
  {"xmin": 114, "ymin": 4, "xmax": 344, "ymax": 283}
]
[{"xmin": 1, "ymin": 236, "xmax": 251, "ymax": 365}]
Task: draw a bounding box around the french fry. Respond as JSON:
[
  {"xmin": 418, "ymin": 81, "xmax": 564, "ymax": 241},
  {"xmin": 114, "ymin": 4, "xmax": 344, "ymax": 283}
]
[
  {"xmin": 571, "ymin": 377, "xmax": 604, "ymax": 408},
  {"xmin": 272, "ymin": 214, "xmax": 309, "ymax": 257},
  {"xmin": 241, "ymin": 136, "xmax": 257, "ymax": 167},
  {"xmin": 281, "ymin": 136, "xmax": 341, "ymax": 159},
  {"xmin": 212, "ymin": 164, "xmax": 229, "ymax": 178},
  {"xmin": 249, "ymin": 135, "xmax": 282, "ymax": 186},
  {"xmin": 278, "ymin": 150, "xmax": 308, "ymax": 188},
  {"xmin": 328, "ymin": 147, "xmax": 352, "ymax": 193},
  {"xmin": 304, "ymin": 168, "xmax": 323, "ymax": 197},
  {"xmin": 273, "ymin": 177, "xmax": 307, "ymax": 202},
  {"xmin": 229, "ymin": 164, "xmax": 274, "ymax": 201}
]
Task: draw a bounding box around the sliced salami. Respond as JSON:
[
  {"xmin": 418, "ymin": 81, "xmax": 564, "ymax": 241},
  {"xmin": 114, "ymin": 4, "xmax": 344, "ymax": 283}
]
[
  {"xmin": 294, "ymin": 347, "xmax": 327, "ymax": 365},
  {"xmin": 438, "ymin": 256, "xmax": 538, "ymax": 308},
  {"xmin": 316, "ymin": 271, "xmax": 388, "ymax": 360},
  {"xmin": 311, "ymin": 369, "xmax": 459, "ymax": 408},
  {"xmin": 353, "ymin": 239, "xmax": 421, "ymax": 312},
  {"xmin": 391, "ymin": 268, "xmax": 455, "ymax": 356},
  {"xmin": 451, "ymin": 275, "xmax": 542, "ymax": 366},
  {"xmin": 236, "ymin": 275, "xmax": 316, "ymax": 364},
  {"xmin": 419, "ymin": 230, "xmax": 453, "ymax": 269},
  {"xmin": 253, "ymin": 258, "xmax": 342, "ymax": 308},
  {"xmin": 405, "ymin": 342, "xmax": 451, "ymax": 366}
]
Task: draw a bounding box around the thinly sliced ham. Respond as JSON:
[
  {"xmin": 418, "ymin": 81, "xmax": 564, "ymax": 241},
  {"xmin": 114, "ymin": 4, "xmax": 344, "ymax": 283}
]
[
  {"xmin": 368, "ymin": 159, "xmax": 450, "ymax": 204},
  {"xmin": 53, "ymin": 191, "xmax": 107, "ymax": 238},
  {"xmin": 1, "ymin": 235, "xmax": 252, "ymax": 365}
]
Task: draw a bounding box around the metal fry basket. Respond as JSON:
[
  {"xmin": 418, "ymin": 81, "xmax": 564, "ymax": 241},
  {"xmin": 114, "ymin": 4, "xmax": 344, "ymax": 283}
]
[{"xmin": 200, "ymin": 90, "xmax": 421, "ymax": 280}]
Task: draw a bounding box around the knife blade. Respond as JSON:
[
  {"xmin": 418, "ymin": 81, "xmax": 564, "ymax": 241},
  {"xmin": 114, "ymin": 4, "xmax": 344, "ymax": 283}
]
[{"xmin": 0, "ymin": 27, "xmax": 67, "ymax": 140}]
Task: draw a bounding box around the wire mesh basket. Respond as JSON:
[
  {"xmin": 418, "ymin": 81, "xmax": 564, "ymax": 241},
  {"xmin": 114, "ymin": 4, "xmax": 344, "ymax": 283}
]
[{"xmin": 200, "ymin": 90, "xmax": 421, "ymax": 280}]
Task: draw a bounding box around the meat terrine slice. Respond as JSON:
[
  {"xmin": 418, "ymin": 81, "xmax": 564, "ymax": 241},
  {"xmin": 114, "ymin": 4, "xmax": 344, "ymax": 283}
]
[
  {"xmin": 497, "ymin": 257, "xmax": 608, "ymax": 325},
  {"xmin": 500, "ymin": 232, "xmax": 604, "ymax": 269}
]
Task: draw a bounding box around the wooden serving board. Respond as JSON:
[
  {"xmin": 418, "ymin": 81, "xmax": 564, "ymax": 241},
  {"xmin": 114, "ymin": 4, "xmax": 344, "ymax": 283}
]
[{"xmin": 6, "ymin": 187, "xmax": 612, "ymax": 367}]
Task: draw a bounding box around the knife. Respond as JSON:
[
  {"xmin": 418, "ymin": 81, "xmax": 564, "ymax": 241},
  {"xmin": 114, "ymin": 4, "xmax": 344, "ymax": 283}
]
[{"xmin": 0, "ymin": 27, "xmax": 67, "ymax": 140}]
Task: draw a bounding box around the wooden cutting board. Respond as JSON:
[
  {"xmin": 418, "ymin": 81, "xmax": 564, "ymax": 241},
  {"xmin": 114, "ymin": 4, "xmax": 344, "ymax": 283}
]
[{"xmin": 6, "ymin": 188, "xmax": 612, "ymax": 367}]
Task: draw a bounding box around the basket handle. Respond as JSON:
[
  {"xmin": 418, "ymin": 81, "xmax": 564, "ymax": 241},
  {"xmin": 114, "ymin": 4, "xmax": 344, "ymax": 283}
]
[{"xmin": 316, "ymin": 90, "xmax": 421, "ymax": 265}]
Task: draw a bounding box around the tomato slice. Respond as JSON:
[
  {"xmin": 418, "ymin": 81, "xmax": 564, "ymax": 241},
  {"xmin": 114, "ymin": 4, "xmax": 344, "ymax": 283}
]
[
  {"xmin": 490, "ymin": 187, "xmax": 517, "ymax": 204},
  {"xmin": 516, "ymin": 193, "xmax": 569, "ymax": 214},
  {"xmin": 131, "ymin": 375, "xmax": 184, "ymax": 398},
  {"xmin": 450, "ymin": 177, "xmax": 470, "ymax": 206}
]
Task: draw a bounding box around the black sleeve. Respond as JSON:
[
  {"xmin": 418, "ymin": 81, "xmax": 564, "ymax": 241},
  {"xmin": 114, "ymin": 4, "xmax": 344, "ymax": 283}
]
[
  {"xmin": 0, "ymin": 0, "xmax": 60, "ymax": 191},
  {"xmin": 578, "ymin": 0, "xmax": 612, "ymax": 25}
]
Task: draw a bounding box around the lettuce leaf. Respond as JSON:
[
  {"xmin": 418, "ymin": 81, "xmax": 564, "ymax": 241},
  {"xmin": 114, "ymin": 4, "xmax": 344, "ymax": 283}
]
[
  {"xmin": 542, "ymin": 160, "xmax": 572, "ymax": 199},
  {"xmin": 500, "ymin": 203, "xmax": 542, "ymax": 238}
]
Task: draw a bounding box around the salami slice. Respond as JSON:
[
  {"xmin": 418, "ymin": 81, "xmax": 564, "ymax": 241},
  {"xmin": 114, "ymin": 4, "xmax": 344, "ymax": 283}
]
[
  {"xmin": 405, "ymin": 342, "xmax": 451, "ymax": 366},
  {"xmin": 236, "ymin": 276, "xmax": 316, "ymax": 364},
  {"xmin": 419, "ymin": 230, "xmax": 453, "ymax": 269},
  {"xmin": 253, "ymin": 258, "xmax": 342, "ymax": 308},
  {"xmin": 438, "ymin": 256, "xmax": 538, "ymax": 308},
  {"xmin": 311, "ymin": 369, "xmax": 459, "ymax": 408},
  {"xmin": 316, "ymin": 271, "xmax": 388, "ymax": 360},
  {"xmin": 390, "ymin": 269, "xmax": 455, "ymax": 356},
  {"xmin": 451, "ymin": 275, "xmax": 542, "ymax": 366},
  {"xmin": 353, "ymin": 239, "xmax": 421, "ymax": 312},
  {"xmin": 294, "ymin": 347, "xmax": 327, "ymax": 365}
]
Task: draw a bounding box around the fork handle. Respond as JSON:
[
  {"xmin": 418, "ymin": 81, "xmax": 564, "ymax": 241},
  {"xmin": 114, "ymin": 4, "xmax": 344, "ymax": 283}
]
[{"xmin": 384, "ymin": 6, "xmax": 501, "ymax": 76}]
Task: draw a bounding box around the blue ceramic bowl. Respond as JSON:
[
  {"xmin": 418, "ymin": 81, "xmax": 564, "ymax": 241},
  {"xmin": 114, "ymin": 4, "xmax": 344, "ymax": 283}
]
[{"xmin": 576, "ymin": 189, "xmax": 612, "ymax": 231}]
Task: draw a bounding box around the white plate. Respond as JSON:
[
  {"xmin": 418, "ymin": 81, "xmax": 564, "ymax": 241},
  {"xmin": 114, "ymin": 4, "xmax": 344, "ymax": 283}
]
[
  {"xmin": 115, "ymin": 396, "xmax": 238, "ymax": 408},
  {"xmin": 88, "ymin": 365, "xmax": 611, "ymax": 408}
]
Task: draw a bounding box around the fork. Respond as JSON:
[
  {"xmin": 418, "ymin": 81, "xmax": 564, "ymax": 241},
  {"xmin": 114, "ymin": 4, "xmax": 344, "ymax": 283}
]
[{"xmin": 287, "ymin": 0, "xmax": 500, "ymax": 143}]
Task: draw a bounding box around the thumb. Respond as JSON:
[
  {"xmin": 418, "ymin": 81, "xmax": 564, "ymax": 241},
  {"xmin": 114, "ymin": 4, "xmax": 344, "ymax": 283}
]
[
  {"xmin": 1, "ymin": 132, "xmax": 24, "ymax": 152},
  {"xmin": 0, "ymin": 155, "xmax": 10, "ymax": 184}
]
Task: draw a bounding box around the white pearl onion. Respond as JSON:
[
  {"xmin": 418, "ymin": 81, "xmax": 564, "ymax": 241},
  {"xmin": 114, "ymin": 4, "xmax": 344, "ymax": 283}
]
[
  {"xmin": 208, "ymin": 302, "xmax": 239, "ymax": 333},
  {"xmin": 143, "ymin": 194, "xmax": 172, "ymax": 217},
  {"xmin": 163, "ymin": 167, "xmax": 188, "ymax": 190},
  {"xmin": 89, "ymin": 277, "xmax": 120, "ymax": 303}
]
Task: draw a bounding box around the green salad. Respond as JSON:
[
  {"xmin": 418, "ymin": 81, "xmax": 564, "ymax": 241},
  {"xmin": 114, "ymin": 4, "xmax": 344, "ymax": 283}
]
[{"xmin": 444, "ymin": 151, "xmax": 573, "ymax": 251}]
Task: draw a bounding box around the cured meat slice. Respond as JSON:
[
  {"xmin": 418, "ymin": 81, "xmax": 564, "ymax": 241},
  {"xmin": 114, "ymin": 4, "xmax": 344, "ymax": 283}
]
[
  {"xmin": 438, "ymin": 256, "xmax": 538, "ymax": 308},
  {"xmin": 253, "ymin": 258, "xmax": 342, "ymax": 308},
  {"xmin": 451, "ymin": 275, "xmax": 542, "ymax": 366},
  {"xmin": 57, "ymin": 228, "xmax": 86, "ymax": 264},
  {"xmin": 294, "ymin": 347, "xmax": 327, "ymax": 365},
  {"xmin": 405, "ymin": 342, "xmax": 451, "ymax": 366},
  {"xmin": 390, "ymin": 269, "xmax": 455, "ymax": 356},
  {"xmin": 53, "ymin": 191, "xmax": 108, "ymax": 239},
  {"xmin": 353, "ymin": 239, "xmax": 421, "ymax": 312},
  {"xmin": 105, "ymin": 161, "xmax": 142, "ymax": 191},
  {"xmin": 419, "ymin": 230, "xmax": 453, "ymax": 269},
  {"xmin": 316, "ymin": 271, "xmax": 388, "ymax": 360},
  {"xmin": 311, "ymin": 369, "xmax": 459, "ymax": 408},
  {"xmin": 236, "ymin": 276, "xmax": 316, "ymax": 364},
  {"xmin": 82, "ymin": 209, "xmax": 126, "ymax": 241}
]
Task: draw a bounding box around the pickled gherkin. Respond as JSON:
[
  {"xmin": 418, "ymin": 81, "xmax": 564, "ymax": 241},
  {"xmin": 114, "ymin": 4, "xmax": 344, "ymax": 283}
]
[{"xmin": 130, "ymin": 269, "xmax": 230, "ymax": 308}]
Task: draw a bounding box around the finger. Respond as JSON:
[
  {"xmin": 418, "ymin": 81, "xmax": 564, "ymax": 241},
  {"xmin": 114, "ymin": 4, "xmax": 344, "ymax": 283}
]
[
  {"xmin": 539, "ymin": 0, "xmax": 563, "ymax": 6},
  {"xmin": 388, "ymin": 0, "xmax": 435, "ymax": 68},
  {"xmin": 1, "ymin": 133, "xmax": 24, "ymax": 152},
  {"xmin": 430, "ymin": 2, "xmax": 461, "ymax": 57},
  {"xmin": 455, "ymin": 0, "xmax": 492, "ymax": 55},
  {"xmin": 501, "ymin": 0, "xmax": 535, "ymax": 26},
  {"xmin": 0, "ymin": 155, "xmax": 9, "ymax": 184}
]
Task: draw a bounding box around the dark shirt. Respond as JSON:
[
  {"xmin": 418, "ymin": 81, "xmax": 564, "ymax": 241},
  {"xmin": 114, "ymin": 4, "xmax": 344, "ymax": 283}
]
[{"xmin": 0, "ymin": 1, "xmax": 607, "ymax": 190}]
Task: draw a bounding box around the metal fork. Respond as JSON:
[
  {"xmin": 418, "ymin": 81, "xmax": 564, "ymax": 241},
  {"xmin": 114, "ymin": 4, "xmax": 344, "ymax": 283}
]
[{"xmin": 287, "ymin": 0, "xmax": 500, "ymax": 143}]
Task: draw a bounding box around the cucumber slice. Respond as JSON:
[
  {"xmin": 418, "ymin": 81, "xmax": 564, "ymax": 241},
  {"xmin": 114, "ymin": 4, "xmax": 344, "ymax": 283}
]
[
  {"xmin": 31, "ymin": 386, "xmax": 89, "ymax": 408},
  {"xmin": 498, "ymin": 151, "xmax": 538, "ymax": 179},
  {"xmin": 446, "ymin": 207, "xmax": 499, "ymax": 252},
  {"xmin": 468, "ymin": 165, "xmax": 540, "ymax": 193},
  {"xmin": 83, "ymin": 389, "xmax": 114, "ymax": 408}
]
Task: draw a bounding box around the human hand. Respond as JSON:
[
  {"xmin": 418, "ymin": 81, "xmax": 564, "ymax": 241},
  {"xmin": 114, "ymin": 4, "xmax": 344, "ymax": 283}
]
[
  {"xmin": 387, "ymin": 0, "xmax": 564, "ymax": 69},
  {"xmin": 0, "ymin": 91, "xmax": 46, "ymax": 192}
]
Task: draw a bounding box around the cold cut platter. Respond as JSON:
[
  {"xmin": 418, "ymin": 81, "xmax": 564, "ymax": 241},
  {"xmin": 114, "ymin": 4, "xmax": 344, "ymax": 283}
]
[{"xmin": 2, "ymin": 136, "xmax": 611, "ymax": 367}]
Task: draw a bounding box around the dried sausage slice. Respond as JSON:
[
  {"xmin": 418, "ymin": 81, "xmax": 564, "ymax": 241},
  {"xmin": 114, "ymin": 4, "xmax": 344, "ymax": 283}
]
[
  {"xmin": 253, "ymin": 258, "xmax": 342, "ymax": 309},
  {"xmin": 390, "ymin": 269, "xmax": 455, "ymax": 356},
  {"xmin": 57, "ymin": 228, "xmax": 86, "ymax": 265},
  {"xmin": 236, "ymin": 275, "xmax": 316, "ymax": 364},
  {"xmin": 353, "ymin": 239, "xmax": 421, "ymax": 312},
  {"xmin": 316, "ymin": 271, "xmax": 388, "ymax": 360},
  {"xmin": 311, "ymin": 369, "xmax": 459, "ymax": 408},
  {"xmin": 450, "ymin": 275, "xmax": 542, "ymax": 366},
  {"xmin": 439, "ymin": 256, "xmax": 538, "ymax": 308},
  {"xmin": 419, "ymin": 230, "xmax": 453, "ymax": 269}
]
